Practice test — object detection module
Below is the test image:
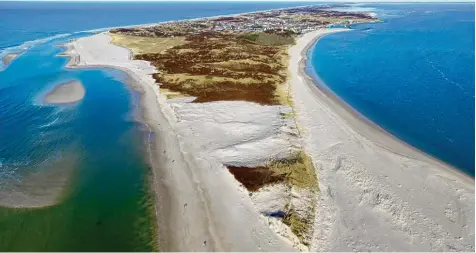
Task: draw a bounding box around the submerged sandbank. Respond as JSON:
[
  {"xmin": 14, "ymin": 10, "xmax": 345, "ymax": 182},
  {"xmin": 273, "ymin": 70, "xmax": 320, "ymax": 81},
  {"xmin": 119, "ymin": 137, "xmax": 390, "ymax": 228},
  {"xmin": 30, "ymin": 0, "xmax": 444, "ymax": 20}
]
[
  {"xmin": 0, "ymin": 154, "xmax": 76, "ymax": 208},
  {"xmin": 290, "ymin": 29, "xmax": 474, "ymax": 251},
  {"xmin": 44, "ymin": 80, "xmax": 85, "ymax": 104}
]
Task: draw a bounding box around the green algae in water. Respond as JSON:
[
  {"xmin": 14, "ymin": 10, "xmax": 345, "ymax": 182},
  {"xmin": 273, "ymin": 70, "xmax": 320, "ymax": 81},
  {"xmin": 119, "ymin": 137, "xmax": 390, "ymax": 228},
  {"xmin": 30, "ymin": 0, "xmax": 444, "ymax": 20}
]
[{"xmin": 0, "ymin": 153, "xmax": 157, "ymax": 251}]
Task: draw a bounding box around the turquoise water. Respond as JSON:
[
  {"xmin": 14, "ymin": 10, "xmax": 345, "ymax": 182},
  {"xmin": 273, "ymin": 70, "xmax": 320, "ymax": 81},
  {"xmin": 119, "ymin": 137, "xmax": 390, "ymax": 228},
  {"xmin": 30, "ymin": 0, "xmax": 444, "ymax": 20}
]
[
  {"xmin": 308, "ymin": 3, "xmax": 475, "ymax": 176},
  {"xmin": 0, "ymin": 1, "xmax": 313, "ymax": 251}
]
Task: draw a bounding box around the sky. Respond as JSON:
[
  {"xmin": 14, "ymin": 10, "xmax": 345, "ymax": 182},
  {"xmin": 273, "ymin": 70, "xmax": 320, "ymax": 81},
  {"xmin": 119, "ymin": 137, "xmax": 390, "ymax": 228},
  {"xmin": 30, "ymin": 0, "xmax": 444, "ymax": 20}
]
[{"xmin": 1, "ymin": 0, "xmax": 474, "ymax": 2}]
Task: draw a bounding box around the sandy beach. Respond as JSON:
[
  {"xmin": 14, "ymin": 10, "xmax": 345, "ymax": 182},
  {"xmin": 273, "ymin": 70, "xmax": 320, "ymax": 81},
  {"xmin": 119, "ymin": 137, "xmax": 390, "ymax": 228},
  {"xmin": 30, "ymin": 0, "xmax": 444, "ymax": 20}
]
[
  {"xmin": 290, "ymin": 29, "xmax": 474, "ymax": 251},
  {"xmin": 44, "ymin": 80, "xmax": 85, "ymax": 104}
]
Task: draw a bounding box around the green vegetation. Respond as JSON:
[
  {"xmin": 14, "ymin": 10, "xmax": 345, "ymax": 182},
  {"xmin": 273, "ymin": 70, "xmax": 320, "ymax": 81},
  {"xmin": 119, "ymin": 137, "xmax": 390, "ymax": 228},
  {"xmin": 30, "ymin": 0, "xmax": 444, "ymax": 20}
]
[
  {"xmin": 238, "ymin": 33, "xmax": 260, "ymax": 41},
  {"xmin": 283, "ymin": 208, "xmax": 312, "ymax": 245},
  {"xmin": 239, "ymin": 32, "xmax": 295, "ymax": 46},
  {"xmin": 0, "ymin": 153, "xmax": 157, "ymax": 251},
  {"xmin": 269, "ymin": 151, "xmax": 318, "ymax": 190}
]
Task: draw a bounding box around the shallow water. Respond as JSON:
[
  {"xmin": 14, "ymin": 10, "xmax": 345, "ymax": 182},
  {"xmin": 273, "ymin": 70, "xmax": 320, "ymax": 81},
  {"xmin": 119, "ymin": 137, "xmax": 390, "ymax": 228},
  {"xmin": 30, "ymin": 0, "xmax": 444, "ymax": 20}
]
[
  {"xmin": 309, "ymin": 3, "xmax": 475, "ymax": 176},
  {"xmin": 0, "ymin": 36, "xmax": 156, "ymax": 250}
]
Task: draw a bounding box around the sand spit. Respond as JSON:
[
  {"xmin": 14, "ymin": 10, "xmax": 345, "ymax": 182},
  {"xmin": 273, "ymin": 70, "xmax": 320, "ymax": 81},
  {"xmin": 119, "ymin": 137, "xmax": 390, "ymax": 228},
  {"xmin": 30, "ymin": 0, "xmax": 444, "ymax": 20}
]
[
  {"xmin": 64, "ymin": 33, "xmax": 297, "ymax": 251},
  {"xmin": 2, "ymin": 53, "xmax": 19, "ymax": 66},
  {"xmin": 44, "ymin": 80, "xmax": 85, "ymax": 104},
  {"xmin": 290, "ymin": 29, "xmax": 474, "ymax": 251}
]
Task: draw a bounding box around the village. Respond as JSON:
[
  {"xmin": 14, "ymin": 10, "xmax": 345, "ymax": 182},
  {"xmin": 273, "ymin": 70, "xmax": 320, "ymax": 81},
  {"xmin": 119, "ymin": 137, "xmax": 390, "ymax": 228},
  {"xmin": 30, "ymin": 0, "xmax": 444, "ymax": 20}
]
[{"xmin": 111, "ymin": 5, "xmax": 377, "ymax": 37}]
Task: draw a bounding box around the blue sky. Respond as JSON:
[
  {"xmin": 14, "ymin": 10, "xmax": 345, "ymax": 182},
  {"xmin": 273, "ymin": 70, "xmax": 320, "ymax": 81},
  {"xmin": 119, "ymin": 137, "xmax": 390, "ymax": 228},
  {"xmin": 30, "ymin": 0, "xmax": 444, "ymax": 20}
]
[{"xmin": 22, "ymin": 0, "xmax": 473, "ymax": 1}]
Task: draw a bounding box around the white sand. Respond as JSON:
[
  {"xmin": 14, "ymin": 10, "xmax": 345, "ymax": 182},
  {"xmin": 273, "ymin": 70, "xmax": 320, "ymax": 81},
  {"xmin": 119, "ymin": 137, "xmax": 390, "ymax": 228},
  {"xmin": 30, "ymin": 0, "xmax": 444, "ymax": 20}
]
[
  {"xmin": 44, "ymin": 80, "xmax": 85, "ymax": 104},
  {"xmin": 64, "ymin": 33, "xmax": 297, "ymax": 251},
  {"xmin": 290, "ymin": 29, "xmax": 475, "ymax": 251}
]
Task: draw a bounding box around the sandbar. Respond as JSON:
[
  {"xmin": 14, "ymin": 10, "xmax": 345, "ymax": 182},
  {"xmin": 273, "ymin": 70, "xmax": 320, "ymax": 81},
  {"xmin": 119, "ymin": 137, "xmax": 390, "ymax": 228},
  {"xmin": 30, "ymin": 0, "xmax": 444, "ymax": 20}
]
[{"xmin": 44, "ymin": 80, "xmax": 85, "ymax": 104}]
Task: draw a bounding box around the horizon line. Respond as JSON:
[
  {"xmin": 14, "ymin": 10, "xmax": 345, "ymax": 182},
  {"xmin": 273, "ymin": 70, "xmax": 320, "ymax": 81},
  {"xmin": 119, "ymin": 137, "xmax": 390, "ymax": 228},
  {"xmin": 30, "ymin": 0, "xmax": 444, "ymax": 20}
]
[{"xmin": 0, "ymin": 0, "xmax": 473, "ymax": 2}]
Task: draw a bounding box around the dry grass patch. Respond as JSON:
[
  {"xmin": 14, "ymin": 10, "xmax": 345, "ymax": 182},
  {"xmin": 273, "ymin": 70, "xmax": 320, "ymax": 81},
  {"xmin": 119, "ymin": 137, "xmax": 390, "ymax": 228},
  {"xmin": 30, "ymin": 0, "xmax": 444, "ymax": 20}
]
[
  {"xmin": 159, "ymin": 88, "xmax": 188, "ymax": 99},
  {"xmin": 110, "ymin": 33, "xmax": 187, "ymax": 55},
  {"xmin": 226, "ymin": 151, "xmax": 318, "ymax": 246},
  {"xmin": 268, "ymin": 151, "xmax": 318, "ymax": 190},
  {"xmin": 227, "ymin": 151, "xmax": 318, "ymax": 192}
]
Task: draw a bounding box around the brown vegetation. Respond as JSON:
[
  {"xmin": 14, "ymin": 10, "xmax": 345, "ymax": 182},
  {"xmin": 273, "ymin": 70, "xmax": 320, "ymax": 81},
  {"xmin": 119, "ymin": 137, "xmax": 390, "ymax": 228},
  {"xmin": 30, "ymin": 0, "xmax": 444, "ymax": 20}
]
[
  {"xmin": 134, "ymin": 32, "xmax": 294, "ymax": 105},
  {"xmin": 227, "ymin": 166, "xmax": 286, "ymax": 192},
  {"xmin": 226, "ymin": 151, "xmax": 318, "ymax": 192}
]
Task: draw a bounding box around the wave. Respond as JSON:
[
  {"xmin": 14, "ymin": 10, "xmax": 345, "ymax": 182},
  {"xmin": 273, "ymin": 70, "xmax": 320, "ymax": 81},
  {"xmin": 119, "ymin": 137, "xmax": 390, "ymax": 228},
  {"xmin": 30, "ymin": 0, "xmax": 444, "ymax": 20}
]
[{"xmin": 426, "ymin": 58, "xmax": 471, "ymax": 97}]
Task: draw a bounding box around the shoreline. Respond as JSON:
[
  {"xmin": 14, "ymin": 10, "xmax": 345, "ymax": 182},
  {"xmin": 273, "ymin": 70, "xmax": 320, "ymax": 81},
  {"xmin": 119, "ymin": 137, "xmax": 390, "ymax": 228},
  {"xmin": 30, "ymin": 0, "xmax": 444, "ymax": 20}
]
[
  {"xmin": 290, "ymin": 29, "xmax": 474, "ymax": 251},
  {"xmin": 63, "ymin": 33, "xmax": 297, "ymax": 251},
  {"xmin": 298, "ymin": 30, "xmax": 473, "ymax": 183}
]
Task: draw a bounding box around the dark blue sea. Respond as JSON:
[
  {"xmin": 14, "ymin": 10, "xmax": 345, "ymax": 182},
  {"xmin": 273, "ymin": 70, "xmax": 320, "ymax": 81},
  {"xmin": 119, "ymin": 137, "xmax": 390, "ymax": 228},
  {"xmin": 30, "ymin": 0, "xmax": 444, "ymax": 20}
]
[
  {"xmin": 308, "ymin": 3, "xmax": 475, "ymax": 176},
  {"xmin": 0, "ymin": 1, "xmax": 314, "ymax": 250}
]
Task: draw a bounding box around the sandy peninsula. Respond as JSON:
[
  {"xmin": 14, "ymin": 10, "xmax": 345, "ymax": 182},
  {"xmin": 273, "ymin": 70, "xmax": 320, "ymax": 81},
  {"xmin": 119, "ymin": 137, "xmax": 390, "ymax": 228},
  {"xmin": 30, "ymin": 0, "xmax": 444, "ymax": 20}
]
[
  {"xmin": 62, "ymin": 22, "xmax": 474, "ymax": 253},
  {"xmin": 290, "ymin": 30, "xmax": 474, "ymax": 251},
  {"xmin": 44, "ymin": 80, "xmax": 85, "ymax": 104}
]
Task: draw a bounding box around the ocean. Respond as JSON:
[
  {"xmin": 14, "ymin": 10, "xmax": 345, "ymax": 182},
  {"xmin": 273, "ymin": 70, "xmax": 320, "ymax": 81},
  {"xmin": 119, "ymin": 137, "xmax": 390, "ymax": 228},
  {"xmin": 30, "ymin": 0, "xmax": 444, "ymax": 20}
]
[
  {"xmin": 308, "ymin": 3, "xmax": 475, "ymax": 176},
  {"xmin": 0, "ymin": 1, "xmax": 313, "ymax": 251}
]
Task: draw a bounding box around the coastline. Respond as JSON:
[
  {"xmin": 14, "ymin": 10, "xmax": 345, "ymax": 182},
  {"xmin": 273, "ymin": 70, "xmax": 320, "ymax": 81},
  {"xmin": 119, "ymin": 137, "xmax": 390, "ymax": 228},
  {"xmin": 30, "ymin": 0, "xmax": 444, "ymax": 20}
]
[
  {"xmin": 299, "ymin": 30, "xmax": 473, "ymax": 183},
  {"xmin": 63, "ymin": 33, "xmax": 297, "ymax": 251},
  {"xmin": 290, "ymin": 29, "xmax": 474, "ymax": 251},
  {"xmin": 56, "ymin": 8, "xmax": 474, "ymax": 250}
]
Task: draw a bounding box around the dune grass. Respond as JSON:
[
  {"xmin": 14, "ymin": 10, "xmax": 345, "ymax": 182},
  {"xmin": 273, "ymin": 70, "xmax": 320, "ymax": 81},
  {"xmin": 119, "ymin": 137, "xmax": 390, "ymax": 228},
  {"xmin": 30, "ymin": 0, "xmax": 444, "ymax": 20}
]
[
  {"xmin": 269, "ymin": 151, "xmax": 318, "ymax": 190},
  {"xmin": 283, "ymin": 209, "xmax": 311, "ymax": 245},
  {"xmin": 227, "ymin": 151, "xmax": 318, "ymax": 192}
]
